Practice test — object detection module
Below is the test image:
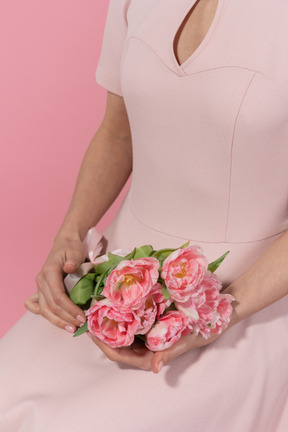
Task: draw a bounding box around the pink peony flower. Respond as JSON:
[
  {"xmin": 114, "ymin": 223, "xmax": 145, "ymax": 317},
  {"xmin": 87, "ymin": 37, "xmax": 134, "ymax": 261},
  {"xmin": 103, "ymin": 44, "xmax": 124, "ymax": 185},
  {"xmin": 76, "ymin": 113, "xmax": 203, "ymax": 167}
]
[
  {"xmin": 208, "ymin": 294, "xmax": 235, "ymax": 335},
  {"xmin": 102, "ymin": 257, "xmax": 160, "ymax": 310},
  {"xmin": 133, "ymin": 282, "xmax": 174, "ymax": 335},
  {"xmin": 161, "ymin": 246, "xmax": 208, "ymax": 303},
  {"xmin": 174, "ymin": 278, "xmax": 210, "ymax": 322},
  {"xmin": 149, "ymin": 283, "xmax": 173, "ymax": 317},
  {"xmin": 145, "ymin": 311, "xmax": 191, "ymax": 351},
  {"xmin": 196, "ymin": 273, "xmax": 223, "ymax": 322},
  {"xmin": 176, "ymin": 273, "xmax": 234, "ymax": 339},
  {"xmin": 199, "ymin": 271, "xmax": 223, "ymax": 292},
  {"xmin": 86, "ymin": 299, "xmax": 140, "ymax": 348},
  {"xmin": 134, "ymin": 296, "xmax": 158, "ymax": 335}
]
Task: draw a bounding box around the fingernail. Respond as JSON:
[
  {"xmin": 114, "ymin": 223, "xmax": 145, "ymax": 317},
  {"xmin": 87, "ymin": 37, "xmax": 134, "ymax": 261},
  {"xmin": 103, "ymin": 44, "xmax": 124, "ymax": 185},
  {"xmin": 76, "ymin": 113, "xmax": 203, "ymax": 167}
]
[
  {"xmin": 66, "ymin": 261, "xmax": 77, "ymax": 267},
  {"xmin": 64, "ymin": 325, "xmax": 75, "ymax": 334},
  {"xmin": 77, "ymin": 315, "xmax": 86, "ymax": 324},
  {"xmin": 157, "ymin": 361, "xmax": 163, "ymax": 373}
]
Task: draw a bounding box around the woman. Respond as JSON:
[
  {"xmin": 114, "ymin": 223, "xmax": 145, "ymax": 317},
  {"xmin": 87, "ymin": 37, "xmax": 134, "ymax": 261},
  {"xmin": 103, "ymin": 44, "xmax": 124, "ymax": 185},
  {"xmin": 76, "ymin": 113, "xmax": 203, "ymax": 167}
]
[{"xmin": 1, "ymin": 0, "xmax": 288, "ymax": 431}]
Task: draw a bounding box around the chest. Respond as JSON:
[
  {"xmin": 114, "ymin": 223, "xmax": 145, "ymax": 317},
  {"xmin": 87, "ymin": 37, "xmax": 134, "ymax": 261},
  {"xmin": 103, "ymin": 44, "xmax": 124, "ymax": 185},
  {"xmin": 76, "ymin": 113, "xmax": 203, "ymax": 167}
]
[
  {"xmin": 124, "ymin": 0, "xmax": 288, "ymax": 90},
  {"xmin": 173, "ymin": 0, "xmax": 219, "ymax": 65}
]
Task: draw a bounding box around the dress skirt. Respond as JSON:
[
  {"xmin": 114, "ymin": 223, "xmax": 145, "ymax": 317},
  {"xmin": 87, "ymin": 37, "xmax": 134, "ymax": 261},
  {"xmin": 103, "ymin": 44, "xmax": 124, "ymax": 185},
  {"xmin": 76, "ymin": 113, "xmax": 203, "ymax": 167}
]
[{"xmin": 0, "ymin": 194, "xmax": 288, "ymax": 432}]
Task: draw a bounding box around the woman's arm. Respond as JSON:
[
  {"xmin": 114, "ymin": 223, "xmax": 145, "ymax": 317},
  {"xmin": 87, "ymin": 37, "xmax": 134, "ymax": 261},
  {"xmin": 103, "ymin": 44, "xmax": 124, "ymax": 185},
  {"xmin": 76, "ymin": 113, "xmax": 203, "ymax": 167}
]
[
  {"xmin": 224, "ymin": 229, "xmax": 288, "ymax": 327},
  {"xmin": 25, "ymin": 92, "xmax": 133, "ymax": 332},
  {"xmin": 58, "ymin": 92, "xmax": 132, "ymax": 242}
]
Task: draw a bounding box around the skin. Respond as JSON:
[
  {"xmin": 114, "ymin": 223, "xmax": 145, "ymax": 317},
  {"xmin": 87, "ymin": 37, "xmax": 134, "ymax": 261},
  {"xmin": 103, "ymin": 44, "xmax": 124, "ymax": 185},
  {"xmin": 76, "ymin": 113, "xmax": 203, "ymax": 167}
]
[
  {"xmin": 25, "ymin": 92, "xmax": 133, "ymax": 331},
  {"xmin": 25, "ymin": 0, "xmax": 288, "ymax": 373},
  {"xmin": 174, "ymin": 0, "xmax": 219, "ymax": 65}
]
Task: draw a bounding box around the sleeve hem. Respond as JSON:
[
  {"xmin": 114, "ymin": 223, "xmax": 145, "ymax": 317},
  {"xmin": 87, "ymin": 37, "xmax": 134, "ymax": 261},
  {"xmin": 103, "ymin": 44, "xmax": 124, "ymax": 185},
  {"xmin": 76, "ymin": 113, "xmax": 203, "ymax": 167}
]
[{"xmin": 95, "ymin": 70, "xmax": 123, "ymax": 97}]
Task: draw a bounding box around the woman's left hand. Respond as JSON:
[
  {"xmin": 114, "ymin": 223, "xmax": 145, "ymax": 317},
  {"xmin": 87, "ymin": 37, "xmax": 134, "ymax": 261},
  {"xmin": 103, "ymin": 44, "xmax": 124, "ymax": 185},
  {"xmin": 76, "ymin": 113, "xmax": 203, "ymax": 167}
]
[{"xmin": 88, "ymin": 331, "xmax": 222, "ymax": 373}]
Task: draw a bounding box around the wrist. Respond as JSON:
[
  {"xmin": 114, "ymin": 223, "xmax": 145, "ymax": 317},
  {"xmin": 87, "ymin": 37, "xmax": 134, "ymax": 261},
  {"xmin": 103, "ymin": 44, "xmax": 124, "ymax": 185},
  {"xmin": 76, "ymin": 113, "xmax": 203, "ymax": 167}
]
[
  {"xmin": 55, "ymin": 214, "xmax": 94, "ymax": 243},
  {"xmin": 54, "ymin": 224, "xmax": 86, "ymax": 244},
  {"xmin": 54, "ymin": 232, "xmax": 83, "ymax": 244}
]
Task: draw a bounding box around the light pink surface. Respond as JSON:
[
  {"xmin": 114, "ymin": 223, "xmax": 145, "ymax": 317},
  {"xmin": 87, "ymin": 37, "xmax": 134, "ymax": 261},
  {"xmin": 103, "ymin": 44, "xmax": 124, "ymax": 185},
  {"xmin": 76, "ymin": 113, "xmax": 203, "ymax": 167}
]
[
  {"xmin": 0, "ymin": 0, "xmax": 129, "ymax": 338},
  {"xmin": 1, "ymin": 1, "xmax": 288, "ymax": 431}
]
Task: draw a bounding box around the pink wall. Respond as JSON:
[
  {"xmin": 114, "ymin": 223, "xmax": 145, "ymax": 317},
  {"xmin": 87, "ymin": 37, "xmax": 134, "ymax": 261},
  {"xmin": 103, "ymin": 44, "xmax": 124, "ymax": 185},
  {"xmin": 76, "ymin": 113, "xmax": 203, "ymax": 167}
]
[{"xmin": 0, "ymin": 1, "xmax": 129, "ymax": 338}]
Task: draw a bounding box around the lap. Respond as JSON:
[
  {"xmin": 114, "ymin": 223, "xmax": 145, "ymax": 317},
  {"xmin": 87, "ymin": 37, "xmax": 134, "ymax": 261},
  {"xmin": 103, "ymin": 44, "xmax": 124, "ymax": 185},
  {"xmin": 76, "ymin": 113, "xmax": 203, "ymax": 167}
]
[{"xmin": 1, "ymin": 300, "xmax": 288, "ymax": 432}]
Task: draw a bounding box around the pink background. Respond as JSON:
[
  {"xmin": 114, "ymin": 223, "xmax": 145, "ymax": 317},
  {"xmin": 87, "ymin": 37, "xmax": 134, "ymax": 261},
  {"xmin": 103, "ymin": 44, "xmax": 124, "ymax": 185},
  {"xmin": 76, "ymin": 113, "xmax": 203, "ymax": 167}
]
[{"xmin": 0, "ymin": 0, "xmax": 129, "ymax": 338}]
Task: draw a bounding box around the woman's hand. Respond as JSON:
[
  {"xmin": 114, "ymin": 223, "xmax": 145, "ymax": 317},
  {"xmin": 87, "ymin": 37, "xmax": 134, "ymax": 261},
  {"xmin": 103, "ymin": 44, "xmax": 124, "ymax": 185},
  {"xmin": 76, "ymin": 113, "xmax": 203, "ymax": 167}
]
[
  {"xmin": 88, "ymin": 331, "xmax": 221, "ymax": 374},
  {"xmin": 25, "ymin": 237, "xmax": 87, "ymax": 333}
]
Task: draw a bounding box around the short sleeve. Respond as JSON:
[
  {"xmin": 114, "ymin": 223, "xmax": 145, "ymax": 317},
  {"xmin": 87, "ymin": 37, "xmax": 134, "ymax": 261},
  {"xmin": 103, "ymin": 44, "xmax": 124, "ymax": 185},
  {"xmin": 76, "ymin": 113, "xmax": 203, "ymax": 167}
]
[{"xmin": 95, "ymin": 0, "xmax": 129, "ymax": 96}]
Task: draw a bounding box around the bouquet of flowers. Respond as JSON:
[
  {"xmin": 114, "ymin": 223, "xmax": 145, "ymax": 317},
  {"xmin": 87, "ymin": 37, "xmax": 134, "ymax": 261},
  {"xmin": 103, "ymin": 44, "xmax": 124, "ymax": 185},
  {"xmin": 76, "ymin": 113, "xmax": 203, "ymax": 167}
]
[{"xmin": 66, "ymin": 230, "xmax": 234, "ymax": 351}]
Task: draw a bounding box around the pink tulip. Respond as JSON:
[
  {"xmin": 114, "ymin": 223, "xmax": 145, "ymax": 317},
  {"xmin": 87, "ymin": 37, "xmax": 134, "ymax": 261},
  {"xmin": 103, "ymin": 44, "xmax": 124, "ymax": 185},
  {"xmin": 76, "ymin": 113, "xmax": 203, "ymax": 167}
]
[
  {"xmin": 145, "ymin": 311, "xmax": 191, "ymax": 351},
  {"xmin": 134, "ymin": 296, "xmax": 158, "ymax": 335},
  {"xmin": 102, "ymin": 257, "xmax": 160, "ymax": 310},
  {"xmin": 175, "ymin": 272, "xmax": 234, "ymax": 338},
  {"xmin": 149, "ymin": 283, "xmax": 173, "ymax": 317},
  {"xmin": 161, "ymin": 246, "xmax": 208, "ymax": 303},
  {"xmin": 86, "ymin": 299, "xmax": 140, "ymax": 348},
  {"xmin": 209, "ymin": 294, "xmax": 235, "ymax": 335}
]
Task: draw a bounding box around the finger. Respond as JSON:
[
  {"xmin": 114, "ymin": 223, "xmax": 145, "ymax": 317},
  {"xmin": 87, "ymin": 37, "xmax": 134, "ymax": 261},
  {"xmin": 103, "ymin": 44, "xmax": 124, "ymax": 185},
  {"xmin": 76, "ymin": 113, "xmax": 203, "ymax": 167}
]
[
  {"xmin": 39, "ymin": 278, "xmax": 85, "ymax": 328},
  {"xmin": 151, "ymin": 334, "xmax": 195, "ymax": 373},
  {"xmin": 41, "ymin": 267, "xmax": 86, "ymax": 323},
  {"xmin": 38, "ymin": 292, "xmax": 77, "ymax": 333},
  {"xmin": 89, "ymin": 334, "xmax": 154, "ymax": 370},
  {"xmin": 151, "ymin": 332, "xmax": 220, "ymax": 373},
  {"xmin": 24, "ymin": 292, "xmax": 40, "ymax": 314}
]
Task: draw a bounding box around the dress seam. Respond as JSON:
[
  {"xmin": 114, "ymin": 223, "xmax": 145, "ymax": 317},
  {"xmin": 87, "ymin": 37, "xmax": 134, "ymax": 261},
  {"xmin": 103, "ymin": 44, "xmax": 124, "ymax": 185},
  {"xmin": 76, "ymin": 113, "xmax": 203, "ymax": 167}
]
[
  {"xmin": 127, "ymin": 36, "xmax": 182, "ymax": 75},
  {"xmin": 128, "ymin": 197, "xmax": 286, "ymax": 245},
  {"xmin": 224, "ymin": 71, "xmax": 257, "ymax": 242},
  {"xmin": 126, "ymin": 36, "xmax": 288, "ymax": 90}
]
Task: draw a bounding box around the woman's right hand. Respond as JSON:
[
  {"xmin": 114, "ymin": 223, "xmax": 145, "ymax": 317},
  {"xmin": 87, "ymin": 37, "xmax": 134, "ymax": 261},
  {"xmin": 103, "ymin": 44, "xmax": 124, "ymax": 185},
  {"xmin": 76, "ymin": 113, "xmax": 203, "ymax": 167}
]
[{"xmin": 25, "ymin": 237, "xmax": 87, "ymax": 333}]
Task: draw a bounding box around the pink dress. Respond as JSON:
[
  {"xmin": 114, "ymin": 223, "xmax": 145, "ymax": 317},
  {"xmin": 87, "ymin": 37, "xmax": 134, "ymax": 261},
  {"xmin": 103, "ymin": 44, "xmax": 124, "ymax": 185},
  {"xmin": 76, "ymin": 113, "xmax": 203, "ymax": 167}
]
[{"xmin": 1, "ymin": 1, "xmax": 288, "ymax": 430}]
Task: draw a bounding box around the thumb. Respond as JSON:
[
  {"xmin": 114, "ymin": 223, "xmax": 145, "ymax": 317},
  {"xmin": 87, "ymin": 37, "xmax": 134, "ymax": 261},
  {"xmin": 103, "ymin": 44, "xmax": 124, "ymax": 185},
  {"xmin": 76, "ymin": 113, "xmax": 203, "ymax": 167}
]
[
  {"xmin": 63, "ymin": 248, "xmax": 85, "ymax": 273},
  {"xmin": 151, "ymin": 351, "xmax": 166, "ymax": 374}
]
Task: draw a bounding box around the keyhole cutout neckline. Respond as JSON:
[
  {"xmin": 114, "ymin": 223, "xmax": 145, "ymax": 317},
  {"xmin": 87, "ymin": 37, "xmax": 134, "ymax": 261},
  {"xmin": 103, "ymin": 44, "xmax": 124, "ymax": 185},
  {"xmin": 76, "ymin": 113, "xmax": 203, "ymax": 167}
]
[{"xmin": 172, "ymin": 0, "xmax": 223, "ymax": 70}]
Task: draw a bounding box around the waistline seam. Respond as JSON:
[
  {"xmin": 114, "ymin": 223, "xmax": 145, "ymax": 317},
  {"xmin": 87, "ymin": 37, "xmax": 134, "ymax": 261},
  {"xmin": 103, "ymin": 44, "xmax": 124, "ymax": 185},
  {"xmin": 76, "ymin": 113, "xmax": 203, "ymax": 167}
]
[{"xmin": 128, "ymin": 201, "xmax": 287, "ymax": 245}]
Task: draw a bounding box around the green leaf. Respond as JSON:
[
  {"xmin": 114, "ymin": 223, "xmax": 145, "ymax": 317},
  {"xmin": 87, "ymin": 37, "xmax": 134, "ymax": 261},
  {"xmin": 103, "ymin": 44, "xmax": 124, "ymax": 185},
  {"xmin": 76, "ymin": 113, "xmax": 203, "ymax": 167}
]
[
  {"xmin": 108, "ymin": 252, "xmax": 124, "ymax": 266},
  {"xmin": 161, "ymin": 284, "xmax": 171, "ymax": 301},
  {"xmin": 164, "ymin": 303, "xmax": 177, "ymax": 313},
  {"xmin": 73, "ymin": 322, "xmax": 88, "ymax": 337},
  {"xmin": 180, "ymin": 241, "xmax": 190, "ymax": 249},
  {"xmin": 69, "ymin": 273, "xmax": 96, "ymax": 305},
  {"xmin": 123, "ymin": 248, "xmax": 137, "ymax": 261},
  {"xmin": 152, "ymin": 248, "xmax": 176, "ymax": 260},
  {"xmin": 91, "ymin": 295, "xmax": 105, "ymax": 302},
  {"xmin": 208, "ymin": 251, "xmax": 230, "ymax": 273},
  {"xmin": 94, "ymin": 271, "xmax": 108, "ymax": 297},
  {"xmin": 94, "ymin": 260, "xmax": 112, "ymax": 275},
  {"xmin": 151, "ymin": 242, "xmax": 190, "ymax": 264},
  {"xmin": 134, "ymin": 245, "xmax": 154, "ymax": 259}
]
